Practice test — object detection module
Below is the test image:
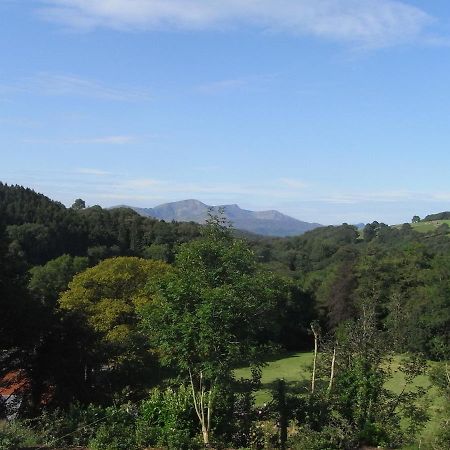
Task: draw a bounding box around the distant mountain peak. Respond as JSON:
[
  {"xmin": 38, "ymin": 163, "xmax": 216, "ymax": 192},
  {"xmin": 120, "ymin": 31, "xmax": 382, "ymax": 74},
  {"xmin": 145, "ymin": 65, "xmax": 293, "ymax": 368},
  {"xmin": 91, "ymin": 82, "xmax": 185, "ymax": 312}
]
[{"xmin": 121, "ymin": 199, "xmax": 322, "ymax": 237}]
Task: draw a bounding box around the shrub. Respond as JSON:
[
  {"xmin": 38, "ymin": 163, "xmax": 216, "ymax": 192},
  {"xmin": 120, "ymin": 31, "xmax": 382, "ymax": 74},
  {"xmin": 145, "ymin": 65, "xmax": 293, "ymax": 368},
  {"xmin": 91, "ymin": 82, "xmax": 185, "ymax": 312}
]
[
  {"xmin": 89, "ymin": 404, "xmax": 137, "ymax": 450},
  {"xmin": 37, "ymin": 403, "xmax": 104, "ymax": 447},
  {"xmin": 136, "ymin": 386, "xmax": 199, "ymax": 450},
  {"xmin": 0, "ymin": 420, "xmax": 38, "ymax": 450}
]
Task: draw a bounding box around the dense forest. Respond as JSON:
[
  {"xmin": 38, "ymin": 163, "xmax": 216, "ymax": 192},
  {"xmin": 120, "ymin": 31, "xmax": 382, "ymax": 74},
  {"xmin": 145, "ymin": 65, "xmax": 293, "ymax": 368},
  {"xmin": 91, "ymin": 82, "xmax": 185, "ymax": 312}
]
[{"xmin": 0, "ymin": 182, "xmax": 449, "ymax": 449}]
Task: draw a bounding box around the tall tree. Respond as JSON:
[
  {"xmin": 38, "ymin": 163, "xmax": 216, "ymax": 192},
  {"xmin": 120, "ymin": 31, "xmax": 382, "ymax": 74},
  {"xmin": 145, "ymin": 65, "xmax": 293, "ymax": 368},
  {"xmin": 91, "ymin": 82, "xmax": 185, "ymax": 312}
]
[{"xmin": 140, "ymin": 216, "xmax": 283, "ymax": 445}]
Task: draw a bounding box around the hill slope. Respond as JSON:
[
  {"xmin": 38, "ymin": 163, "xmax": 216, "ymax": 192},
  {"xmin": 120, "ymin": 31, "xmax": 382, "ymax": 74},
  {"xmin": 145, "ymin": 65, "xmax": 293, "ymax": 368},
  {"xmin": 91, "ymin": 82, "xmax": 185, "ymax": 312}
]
[
  {"xmin": 423, "ymin": 211, "xmax": 450, "ymax": 221},
  {"xmin": 125, "ymin": 199, "xmax": 322, "ymax": 237}
]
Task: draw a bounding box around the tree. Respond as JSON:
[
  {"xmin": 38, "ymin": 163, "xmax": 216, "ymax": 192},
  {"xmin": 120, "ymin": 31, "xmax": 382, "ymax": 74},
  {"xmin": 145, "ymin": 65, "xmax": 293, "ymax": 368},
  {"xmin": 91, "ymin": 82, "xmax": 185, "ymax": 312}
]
[
  {"xmin": 59, "ymin": 257, "xmax": 171, "ymax": 399},
  {"xmin": 139, "ymin": 216, "xmax": 283, "ymax": 446},
  {"xmin": 0, "ymin": 225, "xmax": 44, "ymax": 415},
  {"xmin": 412, "ymin": 215, "xmax": 421, "ymax": 223},
  {"xmin": 289, "ymin": 293, "xmax": 429, "ymax": 449},
  {"xmin": 29, "ymin": 254, "xmax": 89, "ymax": 308},
  {"xmin": 71, "ymin": 198, "xmax": 86, "ymax": 210}
]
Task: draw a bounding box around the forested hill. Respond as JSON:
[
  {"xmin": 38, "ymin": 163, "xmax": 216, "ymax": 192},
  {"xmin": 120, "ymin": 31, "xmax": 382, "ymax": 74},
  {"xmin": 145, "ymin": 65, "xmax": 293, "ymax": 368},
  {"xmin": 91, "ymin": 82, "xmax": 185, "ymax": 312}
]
[
  {"xmin": 424, "ymin": 211, "xmax": 450, "ymax": 221},
  {"xmin": 0, "ymin": 182, "xmax": 201, "ymax": 265},
  {"xmin": 1, "ymin": 181, "xmax": 449, "ymax": 360}
]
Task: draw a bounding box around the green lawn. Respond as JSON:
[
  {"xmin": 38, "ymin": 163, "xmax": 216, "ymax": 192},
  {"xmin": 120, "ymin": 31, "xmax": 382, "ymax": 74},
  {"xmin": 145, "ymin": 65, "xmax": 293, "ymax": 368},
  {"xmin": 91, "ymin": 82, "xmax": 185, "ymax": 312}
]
[
  {"xmin": 236, "ymin": 352, "xmax": 445, "ymax": 449},
  {"xmin": 235, "ymin": 352, "xmax": 313, "ymax": 404}
]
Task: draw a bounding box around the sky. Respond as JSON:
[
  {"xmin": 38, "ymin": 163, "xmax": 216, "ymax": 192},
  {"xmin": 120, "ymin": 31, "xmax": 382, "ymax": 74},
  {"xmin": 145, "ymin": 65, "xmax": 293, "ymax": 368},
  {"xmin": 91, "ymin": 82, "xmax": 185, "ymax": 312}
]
[{"xmin": 1, "ymin": 0, "xmax": 450, "ymax": 225}]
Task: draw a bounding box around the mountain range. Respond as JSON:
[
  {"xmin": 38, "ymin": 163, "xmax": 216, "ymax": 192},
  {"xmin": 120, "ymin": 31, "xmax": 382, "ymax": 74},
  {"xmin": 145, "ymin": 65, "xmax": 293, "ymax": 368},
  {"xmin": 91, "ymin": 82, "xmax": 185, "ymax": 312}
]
[{"xmin": 118, "ymin": 199, "xmax": 322, "ymax": 237}]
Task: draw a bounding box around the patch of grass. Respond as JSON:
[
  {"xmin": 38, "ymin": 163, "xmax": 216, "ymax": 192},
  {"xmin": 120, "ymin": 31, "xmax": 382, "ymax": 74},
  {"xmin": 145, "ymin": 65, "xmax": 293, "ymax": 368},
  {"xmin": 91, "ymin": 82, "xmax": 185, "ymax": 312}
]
[
  {"xmin": 397, "ymin": 220, "xmax": 450, "ymax": 234},
  {"xmin": 384, "ymin": 358, "xmax": 445, "ymax": 449},
  {"xmin": 236, "ymin": 353, "xmax": 445, "ymax": 449},
  {"xmin": 235, "ymin": 352, "xmax": 313, "ymax": 404}
]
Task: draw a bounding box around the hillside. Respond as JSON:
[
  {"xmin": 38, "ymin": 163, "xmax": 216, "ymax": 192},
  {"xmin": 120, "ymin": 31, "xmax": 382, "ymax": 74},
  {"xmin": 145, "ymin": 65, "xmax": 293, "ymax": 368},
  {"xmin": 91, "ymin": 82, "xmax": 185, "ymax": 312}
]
[
  {"xmin": 409, "ymin": 219, "xmax": 450, "ymax": 234},
  {"xmin": 424, "ymin": 211, "xmax": 450, "ymax": 221},
  {"xmin": 121, "ymin": 199, "xmax": 322, "ymax": 237}
]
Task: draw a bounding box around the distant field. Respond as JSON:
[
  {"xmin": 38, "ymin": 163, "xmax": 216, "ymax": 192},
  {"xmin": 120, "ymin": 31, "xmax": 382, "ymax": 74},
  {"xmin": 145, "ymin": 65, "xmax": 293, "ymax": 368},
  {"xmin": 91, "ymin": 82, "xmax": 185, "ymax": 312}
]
[
  {"xmin": 236, "ymin": 352, "xmax": 445, "ymax": 449},
  {"xmin": 398, "ymin": 219, "xmax": 450, "ymax": 234}
]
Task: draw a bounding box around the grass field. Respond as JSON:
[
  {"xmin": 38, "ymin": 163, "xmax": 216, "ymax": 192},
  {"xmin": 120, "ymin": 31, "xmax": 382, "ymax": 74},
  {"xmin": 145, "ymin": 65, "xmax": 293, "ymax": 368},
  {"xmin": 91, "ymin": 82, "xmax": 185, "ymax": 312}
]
[
  {"xmin": 394, "ymin": 219, "xmax": 450, "ymax": 234},
  {"xmin": 235, "ymin": 352, "xmax": 313, "ymax": 404},
  {"xmin": 235, "ymin": 352, "xmax": 445, "ymax": 449}
]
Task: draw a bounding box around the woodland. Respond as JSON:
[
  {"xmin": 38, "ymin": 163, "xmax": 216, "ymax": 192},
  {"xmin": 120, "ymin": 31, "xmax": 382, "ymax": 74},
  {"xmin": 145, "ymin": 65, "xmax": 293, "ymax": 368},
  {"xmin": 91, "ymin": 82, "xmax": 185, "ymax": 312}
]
[{"xmin": 0, "ymin": 182, "xmax": 449, "ymax": 449}]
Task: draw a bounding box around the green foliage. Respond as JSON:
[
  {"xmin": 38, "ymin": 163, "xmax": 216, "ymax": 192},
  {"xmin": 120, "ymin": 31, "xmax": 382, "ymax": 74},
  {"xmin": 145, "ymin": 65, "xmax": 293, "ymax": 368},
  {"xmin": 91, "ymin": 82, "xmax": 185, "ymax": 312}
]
[
  {"xmin": 140, "ymin": 218, "xmax": 282, "ymax": 382},
  {"xmin": 58, "ymin": 257, "xmax": 172, "ymax": 398},
  {"xmin": 0, "ymin": 182, "xmax": 201, "ymax": 268},
  {"xmin": 60, "ymin": 257, "xmax": 170, "ymax": 349},
  {"xmin": 429, "ymin": 362, "xmax": 450, "ymax": 448},
  {"xmin": 88, "ymin": 405, "xmax": 137, "ymax": 450},
  {"xmin": 29, "ymin": 254, "xmax": 89, "ymax": 307},
  {"xmin": 141, "ymin": 243, "xmax": 172, "ymax": 262},
  {"xmin": 0, "ymin": 181, "xmax": 447, "ymax": 448},
  {"xmin": 424, "ymin": 211, "xmax": 450, "ymax": 221},
  {"xmin": 288, "ymin": 423, "xmax": 353, "ymax": 450},
  {"xmin": 36, "ymin": 403, "xmax": 104, "ymax": 447},
  {"xmin": 139, "ymin": 217, "xmax": 290, "ymax": 445},
  {"xmin": 284, "ymin": 310, "xmax": 429, "ymax": 449},
  {"xmin": 0, "ymin": 420, "xmax": 38, "ymax": 450},
  {"xmin": 71, "ymin": 198, "xmax": 86, "ymax": 210},
  {"xmin": 136, "ymin": 386, "xmax": 199, "ymax": 449}
]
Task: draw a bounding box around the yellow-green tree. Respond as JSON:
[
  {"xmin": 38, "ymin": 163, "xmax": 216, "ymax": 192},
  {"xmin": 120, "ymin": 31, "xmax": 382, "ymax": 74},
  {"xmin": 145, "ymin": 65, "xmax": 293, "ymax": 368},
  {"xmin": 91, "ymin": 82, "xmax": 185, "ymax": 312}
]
[{"xmin": 59, "ymin": 256, "xmax": 171, "ymax": 398}]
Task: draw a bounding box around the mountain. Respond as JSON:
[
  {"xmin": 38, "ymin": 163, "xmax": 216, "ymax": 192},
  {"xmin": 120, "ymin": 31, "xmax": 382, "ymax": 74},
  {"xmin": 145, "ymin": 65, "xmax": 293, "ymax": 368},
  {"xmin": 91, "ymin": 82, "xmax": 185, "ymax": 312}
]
[{"xmin": 123, "ymin": 199, "xmax": 322, "ymax": 237}]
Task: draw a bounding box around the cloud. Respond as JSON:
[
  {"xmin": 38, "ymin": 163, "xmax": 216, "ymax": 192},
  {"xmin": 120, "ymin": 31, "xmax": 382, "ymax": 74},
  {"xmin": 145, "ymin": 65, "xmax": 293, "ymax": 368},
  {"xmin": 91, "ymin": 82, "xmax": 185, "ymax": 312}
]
[
  {"xmin": 38, "ymin": 0, "xmax": 434, "ymax": 47},
  {"xmin": 307, "ymin": 190, "xmax": 450, "ymax": 205},
  {"xmin": 196, "ymin": 74, "xmax": 276, "ymax": 94},
  {"xmin": 75, "ymin": 168, "xmax": 112, "ymax": 176},
  {"xmin": 280, "ymin": 178, "xmax": 309, "ymax": 189},
  {"xmin": 70, "ymin": 135, "xmax": 136, "ymax": 144},
  {"xmin": 0, "ymin": 72, "xmax": 151, "ymax": 101},
  {"xmin": 22, "ymin": 135, "xmax": 136, "ymax": 145}
]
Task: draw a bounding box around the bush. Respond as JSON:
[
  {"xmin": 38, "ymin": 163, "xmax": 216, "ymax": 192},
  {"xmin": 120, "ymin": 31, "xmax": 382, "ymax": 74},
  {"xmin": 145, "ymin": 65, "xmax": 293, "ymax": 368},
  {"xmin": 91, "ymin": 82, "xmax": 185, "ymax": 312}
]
[
  {"xmin": 288, "ymin": 424, "xmax": 349, "ymax": 450},
  {"xmin": 89, "ymin": 404, "xmax": 137, "ymax": 450},
  {"xmin": 136, "ymin": 386, "xmax": 199, "ymax": 450},
  {"xmin": 0, "ymin": 420, "xmax": 38, "ymax": 450},
  {"xmin": 37, "ymin": 403, "xmax": 104, "ymax": 447},
  {"xmin": 430, "ymin": 362, "xmax": 450, "ymax": 449}
]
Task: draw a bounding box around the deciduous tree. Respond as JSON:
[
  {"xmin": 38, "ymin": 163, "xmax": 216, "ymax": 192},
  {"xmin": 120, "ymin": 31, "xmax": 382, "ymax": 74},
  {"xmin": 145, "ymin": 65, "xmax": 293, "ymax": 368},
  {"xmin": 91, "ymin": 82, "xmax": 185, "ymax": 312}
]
[{"xmin": 140, "ymin": 217, "xmax": 283, "ymax": 445}]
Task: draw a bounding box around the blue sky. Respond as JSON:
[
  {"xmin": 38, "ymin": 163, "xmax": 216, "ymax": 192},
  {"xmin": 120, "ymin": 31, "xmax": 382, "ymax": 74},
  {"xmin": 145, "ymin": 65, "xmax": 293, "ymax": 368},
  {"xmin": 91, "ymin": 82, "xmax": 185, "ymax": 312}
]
[{"xmin": 1, "ymin": 0, "xmax": 450, "ymax": 225}]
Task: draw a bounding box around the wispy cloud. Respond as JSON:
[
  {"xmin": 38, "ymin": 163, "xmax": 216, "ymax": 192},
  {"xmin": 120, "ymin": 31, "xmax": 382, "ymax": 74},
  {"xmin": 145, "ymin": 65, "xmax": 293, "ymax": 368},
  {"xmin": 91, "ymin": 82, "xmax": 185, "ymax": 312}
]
[
  {"xmin": 280, "ymin": 178, "xmax": 309, "ymax": 190},
  {"xmin": 75, "ymin": 168, "xmax": 112, "ymax": 176},
  {"xmin": 38, "ymin": 0, "xmax": 435, "ymax": 48},
  {"xmin": 22, "ymin": 135, "xmax": 136, "ymax": 145},
  {"xmin": 0, "ymin": 72, "xmax": 151, "ymax": 101},
  {"xmin": 307, "ymin": 190, "xmax": 447, "ymax": 205},
  {"xmin": 196, "ymin": 74, "xmax": 276, "ymax": 94}
]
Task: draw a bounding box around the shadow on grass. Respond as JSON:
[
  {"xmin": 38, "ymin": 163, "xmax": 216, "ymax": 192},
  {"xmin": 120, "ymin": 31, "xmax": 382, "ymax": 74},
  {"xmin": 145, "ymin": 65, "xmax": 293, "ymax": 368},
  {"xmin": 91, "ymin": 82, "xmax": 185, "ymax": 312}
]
[
  {"xmin": 260, "ymin": 379, "xmax": 329, "ymax": 395},
  {"xmin": 260, "ymin": 350, "xmax": 308, "ymax": 364}
]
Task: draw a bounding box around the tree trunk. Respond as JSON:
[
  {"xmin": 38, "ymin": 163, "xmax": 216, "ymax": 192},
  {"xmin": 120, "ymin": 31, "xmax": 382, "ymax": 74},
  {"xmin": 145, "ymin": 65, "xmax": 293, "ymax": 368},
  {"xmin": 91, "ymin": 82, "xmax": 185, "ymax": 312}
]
[
  {"xmin": 327, "ymin": 345, "xmax": 336, "ymax": 394},
  {"xmin": 202, "ymin": 425, "xmax": 210, "ymax": 446},
  {"xmin": 277, "ymin": 379, "xmax": 288, "ymax": 450},
  {"xmin": 311, "ymin": 323, "xmax": 319, "ymax": 393},
  {"xmin": 189, "ymin": 368, "xmax": 213, "ymax": 447}
]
